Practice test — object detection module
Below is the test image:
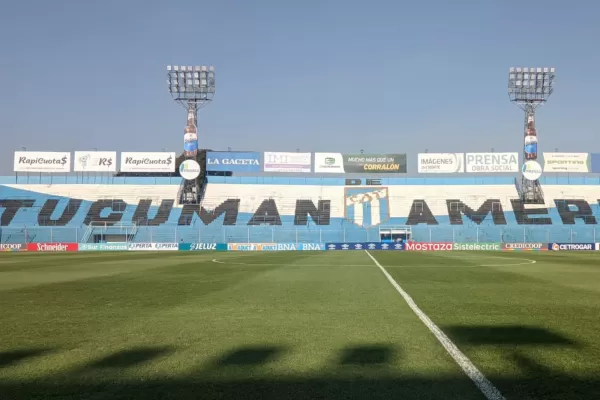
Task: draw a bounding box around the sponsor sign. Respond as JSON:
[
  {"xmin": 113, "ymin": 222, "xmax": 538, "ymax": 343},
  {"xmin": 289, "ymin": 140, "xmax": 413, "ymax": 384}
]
[
  {"xmin": 524, "ymin": 136, "xmax": 538, "ymax": 159},
  {"xmin": 14, "ymin": 151, "xmax": 71, "ymax": 173},
  {"xmin": 417, "ymin": 153, "xmax": 464, "ymax": 173},
  {"xmin": 549, "ymin": 243, "xmax": 594, "ymax": 251},
  {"xmin": 78, "ymin": 243, "xmax": 128, "ymax": 251},
  {"xmin": 26, "ymin": 242, "xmax": 78, "ymax": 252},
  {"xmin": 127, "ymin": 243, "xmax": 178, "ymax": 251},
  {"xmin": 343, "ymin": 154, "xmax": 407, "ymax": 173},
  {"xmin": 314, "ymin": 153, "xmax": 345, "ymax": 173},
  {"xmin": 404, "ymin": 242, "xmax": 453, "ymax": 251},
  {"xmin": 502, "ymin": 243, "xmax": 547, "ymax": 251},
  {"xmin": 465, "ymin": 153, "xmax": 519, "ymax": 173},
  {"xmin": 227, "ymin": 243, "xmax": 325, "ymax": 251},
  {"xmin": 179, "ymin": 159, "xmax": 201, "ymax": 180},
  {"xmin": 325, "ymin": 243, "xmax": 404, "ymax": 250},
  {"xmin": 522, "ymin": 160, "xmax": 543, "ymax": 181},
  {"xmin": 120, "ymin": 152, "xmax": 176, "ymax": 173},
  {"xmin": 178, "ymin": 243, "xmax": 228, "ymax": 251},
  {"xmin": 453, "ymin": 243, "xmax": 501, "ymax": 251},
  {"xmin": 596, "ymin": 243, "xmax": 600, "ymax": 251},
  {"xmin": 542, "ymin": 153, "xmax": 590, "ymax": 173},
  {"xmin": 206, "ymin": 152, "xmax": 261, "ymax": 172},
  {"xmin": 590, "ymin": 153, "xmax": 600, "ymax": 173},
  {"xmin": 74, "ymin": 151, "xmax": 117, "ymax": 172},
  {"xmin": 0, "ymin": 243, "xmax": 27, "ymax": 252},
  {"xmin": 263, "ymin": 152, "xmax": 312, "ymax": 173},
  {"xmin": 183, "ymin": 109, "xmax": 198, "ymax": 157}
]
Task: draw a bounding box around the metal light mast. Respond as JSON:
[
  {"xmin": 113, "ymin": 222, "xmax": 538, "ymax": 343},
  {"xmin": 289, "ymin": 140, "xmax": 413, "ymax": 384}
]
[
  {"xmin": 167, "ymin": 65, "xmax": 215, "ymax": 203},
  {"xmin": 508, "ymin": 67, "xmax": 556, "ymax": 204}
]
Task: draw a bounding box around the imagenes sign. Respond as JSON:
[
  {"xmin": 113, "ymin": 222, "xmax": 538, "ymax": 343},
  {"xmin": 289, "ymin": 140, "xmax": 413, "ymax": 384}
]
[
  {"xmin": 120, "ymin": 152, "xmax": 176, "ymax": 173},
  {"xmin": 263, "ymin": 152, "xmax": 311, "ymax": 173},
  {"xmin": 418, "ymin": 153, "xmax": 464, "ymax": 173},
  {"xmin": 344, "ymin": 154, "xmax": 407, "ymax": 173},
  {"xmin": 14, "ymin": 151, "xmax": 71, "ymax": 173},
  {"xmin": 206, "ymin": 152, "xmax": 261, "ymax": 172},
  {"xmin": 74, "ymin": 151, "xmax": 117, "ymax": 172},
  {"xmin": 466, "ymin": 153, "xmax": 519, "ymax": 173},
  {"xmin": 543, "ymin": 153, "xmax": 590, "ymax": 173}
]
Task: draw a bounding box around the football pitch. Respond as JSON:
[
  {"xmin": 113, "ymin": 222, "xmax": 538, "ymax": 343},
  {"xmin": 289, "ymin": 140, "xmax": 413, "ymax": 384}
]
[{"xmin": 1, "ymin": 251, "xmax": 599, "ymax": 400}]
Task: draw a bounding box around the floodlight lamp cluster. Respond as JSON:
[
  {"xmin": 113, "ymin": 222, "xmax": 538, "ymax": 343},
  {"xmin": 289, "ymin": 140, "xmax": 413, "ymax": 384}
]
[
  {"xmin": 508, "ymin": 67, "xmax": 555, "ymax": 103},
  {"xmin": 166, "ymin": 65, "xmax": 215, "ymax": 99}
]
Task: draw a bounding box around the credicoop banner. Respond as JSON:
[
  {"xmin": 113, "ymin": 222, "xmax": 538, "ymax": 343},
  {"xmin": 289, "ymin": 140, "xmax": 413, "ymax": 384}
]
[{"xmin": 502, "ymin": 243, "xmax": 547, "ymax": 251}]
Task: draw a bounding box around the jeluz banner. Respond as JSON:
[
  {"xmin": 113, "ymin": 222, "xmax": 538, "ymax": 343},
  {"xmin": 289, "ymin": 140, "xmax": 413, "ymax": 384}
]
[
  {"xmin": 120, "ymin": 152, "xmax": 176, "ymax": 173},
  {"xmin": 206, "ymin": 152, "xmax": 261, "ymax": 172},
  {"xmin": 74, "ymin": 151, "xmax": 117, "ymax": 172},
  {"xmin": 178, "ymin": 243, "xmax": 228, "ymax": 251},
  {"xmin": 263, "ymin": 152, "xmax": 311, "ymax": 173},
  {"xmin": 418, "ymin": 153, "xmax": 464, "ymax": 173},
  {"xmin": 343, "ymin": 154, "xmax": 407, "ymax": 173},
  {"xmin": 549, "ymin": 243, "xmax": 594, "ymax": 251},
  {"xmin": 14, "ymin": 151, "xmax": 71, "ymax": 173},
  {"xmin": 453, "ymin": 243, "xmax": 501, "ymax": 251},
  {"xmin": 465, "ymin": 153, "xmax": 519, "ymax": 173},
  {"xmin": 542, "ymin": 153, "xmax": 590, "ymax": 173}
]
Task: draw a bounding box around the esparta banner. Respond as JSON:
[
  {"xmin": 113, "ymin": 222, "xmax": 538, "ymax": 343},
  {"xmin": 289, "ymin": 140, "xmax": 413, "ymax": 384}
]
[
  {"xmin": 14, "ymin": 151, "xmax": 71, "ymax": 173},
  {"xmin": 418, "ymin": 153, "xmax": 464, "ymax": 173},
  {"xmin": 120, "ymin": 152, "xmax": 176, "ymax": 173},
  {"xmin": 453, "ymin": 243, "xmax": 501, "ymax": 251},
  {"xmin": 465, "ymin": 153, "xmax": 519, "ymax": 173},
  {"xmin": 127, "ymin": 243, "xmax": 178, "ymax": 251},
  {"xmin": 74, "ymin": 151, "xmax": 117, "ymax": 172},
  {"xmin": 404, "ymin": 242, "xmax": 453, "ymax": 251},
  {"xmin": 26, "ymin": 243, "xmax": 78, "ymax": 252},
  {"xmin": 502, "ymin": 243, "xmax": 547, "ymax": 251},
  {"xmin": 344, "ymin": 154, "xmax": 407, "ymax": 173},
  {"xmin": 263, "ymin": 152, "xmax": 312, "ymax": 173},
  {"xmin": 542, "ymin": 153, "xmax": 590, "ymax": 173}
]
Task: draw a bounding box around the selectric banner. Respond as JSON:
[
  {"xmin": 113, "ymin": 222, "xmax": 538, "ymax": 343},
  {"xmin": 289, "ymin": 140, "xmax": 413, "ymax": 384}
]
[
  {"xmin": 74, "ymin": 151, "xmax": 117, "ymax": 172},
  {"xmin": 120, "ymin": 152, "xmax": 176, "ymax": 173},
  {"xmin": 453, "ymin": 243, "xmax": 501, "ymax": 251},
  {"xmin": 542, "ymin": 153, "xmax": 590, "ymax": 173},
  {"xmin": 206, "ymin": 152, "xmax": 261, "ymax": 172},
  {"xmin": 26, "ymin": 243, "xmax": 78, "ymax": 252},
  {"xmin": 179, "ymin": 243, "xmax": 228, "ymax": 251},
  {"xmin": 79, "ymin": 243, "xmax": 128, "ymax": 251},
  {"xmin": 326, "ymin": 243, "xmax": 404, "ymax": 250},
  {"xmin": 14, "ymin": 151, "xmax": 71, "ymax": 173},
  {"xmin": 127, "ymin": 243, "xmax": 178, "ymax": 251},
  {"xmin": 418, "ymin": 153, "xmax": 465, "ymax": 173},
  {"xmin": 502, "ymin": 243, "xmax": 547, "ymax": 251},
  {"xmin": 0, "ymin": 244, "xmax": 27, "ymax": 252},
  {"xmin": 263, "ymin": 152, "xmax": 312, "ymax": 173},
  {"xmin": 465, "ymin": 153, "xmax": 519, "ymax": 173},
  {"xmin": 549, "ymin": 243, "xmax": 594, "ymax": 251}
]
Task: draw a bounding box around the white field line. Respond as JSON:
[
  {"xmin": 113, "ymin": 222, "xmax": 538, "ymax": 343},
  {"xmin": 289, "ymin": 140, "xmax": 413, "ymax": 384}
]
[{"xmin": 364, "ymin": 250, "xmax": 506, "ymax": 400}]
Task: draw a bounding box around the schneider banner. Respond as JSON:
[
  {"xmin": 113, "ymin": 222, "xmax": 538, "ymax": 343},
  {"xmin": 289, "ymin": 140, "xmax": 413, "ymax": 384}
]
[
  {"xmin": 314, "ymin": 153, "xmax": 407, "ymax": 173},
  {"xmin": 418, "ymin": 153, "xmax": 465, "ymax": 174},
  {"xmin": 74, "ymin": 151, "xmax": 117, "ymax": 172},
  {"xmin": 120, "ymin": 152, "xmax": 176, "ymax": 173},
  {"xmin": 27, "ymin": 243, "xmax": 78, "ymax": 252},
  {"xmin": 14, "ymin": 151, "xmax": 71, "ymax": 173},
  {"xmin": 466, "ymin": 153, "xmax": 519, "ymax": 173},
  {"xmin": 263, "ymin": 152, "xmax": 311, "ymax": 173},
  {"xmin": 542, "ymin": 153, "xmax": 590, "ymax": 173},
  {"xmin": 206, "ymin": 152, "xmax": 261, "ymax": 172}
]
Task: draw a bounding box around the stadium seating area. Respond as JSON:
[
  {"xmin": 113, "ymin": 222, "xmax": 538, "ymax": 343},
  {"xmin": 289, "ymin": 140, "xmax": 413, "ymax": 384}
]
[{"xmin": 1, "ymin": 176, "xmax": 600, "ymax": 244}]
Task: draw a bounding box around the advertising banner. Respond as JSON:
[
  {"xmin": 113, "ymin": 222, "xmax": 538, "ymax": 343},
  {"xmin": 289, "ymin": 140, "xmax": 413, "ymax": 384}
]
[
  {"xmin": 74, "ymin": 151, "xmax": 117, "ymax": 172},
  {"xmin": 542, "ymin": 153, "xmax": 590, "ymax": 173},
  {"xmin": 26, "ymin": 243, "xmax": 78, "ymax": 252},
  {"xmin": 0, "ymin": 243, "xmax": 27, "ymax": 252},
  {"xmin": 119, "ymin": 152, "xmax": 176, "ymax": 173},
  {"xmin": 206, "ymin": 152, "xmax": 261, "ymax": 172},
  {"xmin": 314, "ymin": 153, "xmax": 345, "ymax": 173},
  {"xmin": 178, "ymin": 243, "xmax": 228, "ymax": 251},
  {"xmin": 263, "ymin": 152, "xmax": 312, "ymax": 173},
  {"xmin": 453, "ymin": 243, "xmax": 501, "ymax": 251},
  {"xmin": 590, "ymin": 153, "xmax": 600, "ymax": 173},
  {"xmin": 465, "ymin": 153, "xmax": 519, "ymax": 173},
  {"xmin": 127, "ymin": 243, "xmax": 178, "ymax": 251},
  {"xmin": 179, "ymin": 160, "xmax": 201, "ymax": 180},
  {"xmin": 549, "ymin": 243, "xmax": 594, "ymax": 251},
  {"xmin": 502, "ymin": 243, "xmax": 547, "ymax": 251},
  {"xmin": 14, "ymin": 151, "xmax": 71, "ymax": 173},
  {"xmin": 522, "ymin": 160, "xmax": 543, "ymax": 181},
  {"xmin": 227, "ymin": 243, "xmax": 324, "ymax": 251},
  {"xmin": 79, "ymin": 243, "xmax": 128, "ymax": 251},
  {"xmin": 343, "ymin": 154, "xmax": 407, "ymax": 173},
  {"xmin": 596, "ymin": 243, "xmax": 600, "ymax": 251},
  {"xmin": 404, "ymin": 242, "xmax": 453, "ymax": 251},
  {"xmin": 417, "ymin": 153, "xmax": 464, "ymax": 173},
  {"xmin": 325, "ymin": 243, "xmax": 404, "ymax": 250}
]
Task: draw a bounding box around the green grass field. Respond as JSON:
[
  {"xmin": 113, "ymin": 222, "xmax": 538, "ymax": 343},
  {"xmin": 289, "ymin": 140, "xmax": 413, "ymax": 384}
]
[{"xmin": 1, "ymin": 250, "xmax": 599, "ymax": 400}]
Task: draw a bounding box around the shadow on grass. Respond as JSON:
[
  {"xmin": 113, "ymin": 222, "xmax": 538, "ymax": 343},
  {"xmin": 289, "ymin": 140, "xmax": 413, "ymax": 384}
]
[
  {"xmin": 443, "ymin": 325, "xmax": 579, "ymax": 346},
  {"xmin": 211, "ymin": 345, "xmax": 284, "ymax": 366},
  {"xmin": 0, "ymin": 348, "xmax": 52, "ymax": 368},
  {"xmin": 338, "ymin": 344, "xmax": 396, "ymax": 366},
  {"xmin": 87, "ymin": 347, "xmax": 174, "ymax": 369}
]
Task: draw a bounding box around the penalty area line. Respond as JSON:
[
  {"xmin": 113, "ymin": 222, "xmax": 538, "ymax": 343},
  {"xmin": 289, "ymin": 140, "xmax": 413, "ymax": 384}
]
[{"xmin": 364, "ymin": 250, "xmax": 506, "ymax": 400}]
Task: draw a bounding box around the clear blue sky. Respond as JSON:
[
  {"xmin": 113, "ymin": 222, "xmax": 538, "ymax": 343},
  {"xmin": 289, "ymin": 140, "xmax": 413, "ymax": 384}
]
[{"xmin": 1, "ymin": 0, "xmax": 599, "ymax": 174}]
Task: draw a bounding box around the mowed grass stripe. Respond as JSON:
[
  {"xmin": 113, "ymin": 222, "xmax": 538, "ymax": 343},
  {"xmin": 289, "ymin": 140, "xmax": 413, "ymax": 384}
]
[{"xmin": 0, "ymin": 251, "xmax": 486, "ymax": 399}]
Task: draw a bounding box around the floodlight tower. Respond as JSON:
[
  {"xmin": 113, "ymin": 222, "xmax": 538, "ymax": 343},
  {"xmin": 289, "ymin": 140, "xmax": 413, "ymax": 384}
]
[
  {"xmin": 508, "ymin": 67, "xmax": 556, "ymax": 204},
  {"xmin": 167, "ymin": 65, "xmax": 215, "ymax": 203}
]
